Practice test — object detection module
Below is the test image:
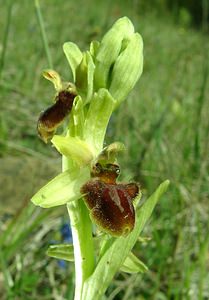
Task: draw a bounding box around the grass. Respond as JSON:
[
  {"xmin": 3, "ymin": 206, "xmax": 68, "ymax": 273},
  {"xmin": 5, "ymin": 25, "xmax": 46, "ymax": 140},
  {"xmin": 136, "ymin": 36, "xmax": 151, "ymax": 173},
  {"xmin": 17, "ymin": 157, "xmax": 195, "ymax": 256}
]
[{"xmin": 0, "ymin": 0, "xmax": 208, "ymax": 299}]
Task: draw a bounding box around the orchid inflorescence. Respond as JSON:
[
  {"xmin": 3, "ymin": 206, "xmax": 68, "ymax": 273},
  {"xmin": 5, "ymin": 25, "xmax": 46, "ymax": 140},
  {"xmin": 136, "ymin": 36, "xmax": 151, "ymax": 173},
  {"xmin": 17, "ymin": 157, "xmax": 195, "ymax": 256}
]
[{"xmin": 31, "ymin": 17, "xmax": 169, "ymax": 300}]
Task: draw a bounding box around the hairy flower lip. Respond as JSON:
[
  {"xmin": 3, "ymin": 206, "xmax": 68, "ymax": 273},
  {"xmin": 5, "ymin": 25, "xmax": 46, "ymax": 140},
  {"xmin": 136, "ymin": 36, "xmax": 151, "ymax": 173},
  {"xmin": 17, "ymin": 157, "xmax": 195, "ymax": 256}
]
[
  {"xmin": 81, "ymin": 179, "xmax": 139, "ymax": 237},
  {"xmin": 81, "ymin": 162, "xmax": 139, "ymax": 236},
  {"xmin": 37, "ymin": 90, "xmax": 76, "ymax": 143}
]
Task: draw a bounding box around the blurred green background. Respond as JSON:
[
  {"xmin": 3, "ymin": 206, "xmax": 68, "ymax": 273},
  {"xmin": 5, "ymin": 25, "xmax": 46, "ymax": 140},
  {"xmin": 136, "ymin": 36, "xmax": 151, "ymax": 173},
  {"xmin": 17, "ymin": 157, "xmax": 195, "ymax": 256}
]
[{"xmin": 0, "ymin": 0, "xmax": 209, "ymax": 299}]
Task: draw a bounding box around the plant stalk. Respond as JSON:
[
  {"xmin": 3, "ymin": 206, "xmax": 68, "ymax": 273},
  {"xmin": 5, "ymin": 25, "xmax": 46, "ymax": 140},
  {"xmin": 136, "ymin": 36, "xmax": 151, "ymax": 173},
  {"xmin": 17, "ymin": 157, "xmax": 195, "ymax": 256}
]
[
  {"xmin": 62, "ymin": 156, "xmax": 95, "ymax": 300},
  {"xmin": 34, "ymin": 0, "xmax": 53, "ymax": 69},
  {"xmin": 0, "ymin": 0, "xmax": 13, "ymax": 79}
]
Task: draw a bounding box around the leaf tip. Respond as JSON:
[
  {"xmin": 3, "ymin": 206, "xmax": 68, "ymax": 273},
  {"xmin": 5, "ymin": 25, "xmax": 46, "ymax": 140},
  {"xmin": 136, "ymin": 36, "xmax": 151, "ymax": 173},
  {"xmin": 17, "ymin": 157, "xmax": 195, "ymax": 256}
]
[{"xmin": 162, "ymin": 179, "xmax": 170, "ymax": 190}]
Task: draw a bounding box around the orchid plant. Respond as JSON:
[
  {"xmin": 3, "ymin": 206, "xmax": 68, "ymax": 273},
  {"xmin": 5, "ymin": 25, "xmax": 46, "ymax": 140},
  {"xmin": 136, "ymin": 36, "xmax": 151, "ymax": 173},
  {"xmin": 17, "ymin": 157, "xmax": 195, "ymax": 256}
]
[{"xmin": 31, "ymin": 17, "xmax": 169, "ymax": 300}]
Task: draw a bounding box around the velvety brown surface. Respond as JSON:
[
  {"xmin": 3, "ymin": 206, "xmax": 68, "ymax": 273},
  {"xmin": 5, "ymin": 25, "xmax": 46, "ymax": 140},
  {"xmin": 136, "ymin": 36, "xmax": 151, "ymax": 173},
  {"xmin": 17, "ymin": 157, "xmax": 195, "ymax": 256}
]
[
  {"xmin": 37, "ymin": 90, "xmax": 76, "ymax": 142},
  {"xmin": 81, "ymin": 178, "xmax": 139, "ymax": 236}
]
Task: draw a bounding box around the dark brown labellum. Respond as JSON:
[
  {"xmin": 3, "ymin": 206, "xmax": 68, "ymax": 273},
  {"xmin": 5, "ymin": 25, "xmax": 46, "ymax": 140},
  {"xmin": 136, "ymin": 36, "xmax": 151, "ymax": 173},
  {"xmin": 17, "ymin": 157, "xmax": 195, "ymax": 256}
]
[
  {"xmin": 37, "ymin": 90, "xmax": 76, "ymax": 143},
  {"xmin": 81, "ymin": 163, "xmax": 139, "ymax": 236}
]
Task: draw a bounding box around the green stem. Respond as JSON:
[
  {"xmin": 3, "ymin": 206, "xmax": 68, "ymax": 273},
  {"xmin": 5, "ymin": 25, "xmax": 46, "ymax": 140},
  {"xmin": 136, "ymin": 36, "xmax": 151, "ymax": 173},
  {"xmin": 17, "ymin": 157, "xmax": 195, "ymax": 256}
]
[
  {"xmin": 34, "ymin": 0, "xmax": 53, "ymax": 69},
  {"xmin": 0, "ymin": 0, "xmax": 13, "ymax": 79},
  {"xmin": 62, "ymin": 156, "xmax": 95, "ymax": 300}
]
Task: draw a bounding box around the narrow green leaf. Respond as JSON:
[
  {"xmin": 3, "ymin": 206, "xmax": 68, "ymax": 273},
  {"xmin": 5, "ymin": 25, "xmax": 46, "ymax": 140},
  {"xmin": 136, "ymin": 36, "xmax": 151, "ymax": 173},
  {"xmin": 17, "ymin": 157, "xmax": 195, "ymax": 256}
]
[
  {"xmin": 47, "ymin": 236, "xmax": 106, "ymax": 263},
  {"xmin": 47, "ymin": 244, "xmax": 74, "ymax": 261},
  {"xmin": 82, "ymin": 180, "xmax": 170, "ymax": 300},
  {"xmin": 83, "ymin": 88, "xmax": 116, "ymax": 155},
  {"xmin": 120, "ymin": 252, "xmax": 148, "ymax": 274},
  {"xmin": 31, "ymin": 167, "xmax": 90, "ymax": 208},
  {"xmin": 63, "ymin": 42, "xmax": 83, "ymax": 81}
]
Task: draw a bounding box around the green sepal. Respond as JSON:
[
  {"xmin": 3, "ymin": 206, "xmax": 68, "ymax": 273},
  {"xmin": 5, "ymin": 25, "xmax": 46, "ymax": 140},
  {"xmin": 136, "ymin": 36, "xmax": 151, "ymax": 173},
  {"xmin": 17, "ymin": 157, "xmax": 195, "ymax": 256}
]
[
  {"xmin": 120, "ymin": 252, "xmax": 148, "ymax": 274},
  {"xmin": 51, "ymin": 135, "xmax": 93, "ymax": 166},
  {"xmin": 109, "ymin": 33, "xmax": 143, "ymax": 106},
  {"xmin": 31, "ymin": 167, "xmax": 90, "ymax": 208},
  {"xmin": 82, "ymin": 180, "xmax": 170, "ymax": 300},
  {"xmin": 63, "ymin": 42, "xmax": 83, "ymax": 81},
  {"xmin": 47, "ymin": 244, "xmax": 74, "ymax": 262},
  {"xmin": 83, "ymin": 88, "xmax": 116, "ymax": 155},
  {"xmin": 94, "ymin": 17, "xmax": 134, "ymax": 90}
]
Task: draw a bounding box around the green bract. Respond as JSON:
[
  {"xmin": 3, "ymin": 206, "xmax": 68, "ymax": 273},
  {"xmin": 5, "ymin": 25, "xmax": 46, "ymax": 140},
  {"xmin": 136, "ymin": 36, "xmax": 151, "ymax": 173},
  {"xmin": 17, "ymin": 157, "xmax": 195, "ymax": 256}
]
[
  {"xmin": 83, "ymin": 88, "xmax": 116, "ymax": 154},
  {"xmin": 32, "ymin": 16, "xmax": 169, "ymax": 300}
]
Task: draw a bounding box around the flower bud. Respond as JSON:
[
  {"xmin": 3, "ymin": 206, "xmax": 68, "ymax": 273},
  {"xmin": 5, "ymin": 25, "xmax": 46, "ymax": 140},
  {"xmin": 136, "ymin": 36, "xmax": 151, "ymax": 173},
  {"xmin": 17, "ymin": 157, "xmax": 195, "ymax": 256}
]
[
  {"xmin": 109, "ymin": 33, "xmax": 143, "ymax": 106},
  {"xmin": 94, "ymin": 17, "xmax": 134, "ymax": 90}
]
